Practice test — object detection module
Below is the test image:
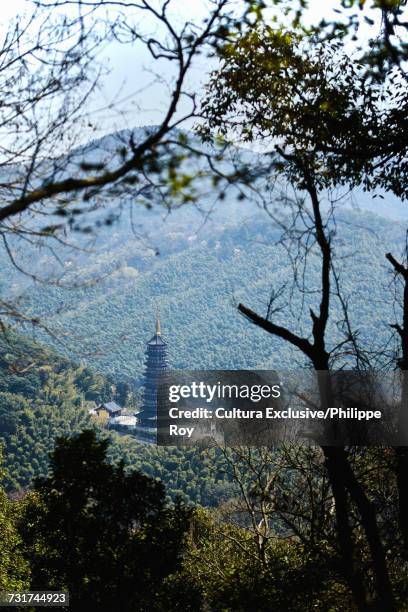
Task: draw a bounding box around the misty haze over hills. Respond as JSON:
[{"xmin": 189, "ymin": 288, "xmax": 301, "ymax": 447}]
[{"xmin": 0, "ymin": 127, "xmax": 407, "ymax": 383}]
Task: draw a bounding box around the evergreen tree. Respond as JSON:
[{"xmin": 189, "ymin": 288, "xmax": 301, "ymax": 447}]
[{"xmin": 19, "ymin": 430, "xmax": 193, "ymax": 612}]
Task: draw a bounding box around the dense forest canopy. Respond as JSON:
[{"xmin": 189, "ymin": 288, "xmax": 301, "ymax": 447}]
[{"xmin": 6, "ymin": 206, "xmax": 406, "ymax": 379}]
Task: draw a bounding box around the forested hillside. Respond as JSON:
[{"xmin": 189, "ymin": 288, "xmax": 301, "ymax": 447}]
[
  {"xmin": 0, "ymin": 189, "xmax": 405, "ymax": 505},
  {"xmin": 17, "ymin": 208, "xmax": 407, "ymax": 380},
  {"xmin": 0, "ymin": 329, "xmax": 236, "ymax": 504},
  {"xmin": 0, "ymin": 128, "xmax": 406, "ymax": 508},
  {"xmin": 0, "ymin": 127, "xmax": 404, "ymax": 383},
  {"xmin": 0, "ymin": 329, "xmax": 103, "ymax": 491}
]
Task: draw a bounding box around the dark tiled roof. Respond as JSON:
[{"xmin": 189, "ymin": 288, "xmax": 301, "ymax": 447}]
[
  {"xmin": 101, "ymin": 401, "xmax": 122, "ymax": 413},
  {"xmin": 147, "ymin": 334, "xmax": 167, "ymax": 346}
]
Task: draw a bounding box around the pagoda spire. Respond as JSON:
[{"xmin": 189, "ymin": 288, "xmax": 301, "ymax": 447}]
[{"xmin": 155, "ymin": 309, "xmax": 161, "ymax": 335}]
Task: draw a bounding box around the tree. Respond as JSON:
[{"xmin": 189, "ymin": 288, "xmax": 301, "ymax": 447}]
[
  {"xmin": 0, "ymin": 1, "xmax": 232, "ymax": 221},
  {"xmin": 182, "ymin": 506, "xmax": 354, "ymax": 611},
  {"xmin": 0, "ymin": 0, "xmax": 240, "ymax": 332},
  {"xmin": 0, "ymin": 449, "xmax": 30, "ymax": 591},
  {"xmin": 18, "ymin": 429, "xmax": 193, "ymax": 611},
  {"xmin": 199, "ymin": 21, "xmax": 408, "ymax": 610}
]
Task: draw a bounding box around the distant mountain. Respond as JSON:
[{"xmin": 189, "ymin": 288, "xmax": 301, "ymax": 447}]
[
  {"xmin": 0, "ymin": 126, "xmax": 406, "ymax": 384},
  {"xmin": 1, "ymin": 126, "xmax": 407, "ymax": 507},
  {"xmin": 12, "ymin": 207, "xmax": 405, "ymax": 384}
]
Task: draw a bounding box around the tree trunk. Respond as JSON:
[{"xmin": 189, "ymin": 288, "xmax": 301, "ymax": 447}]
[
  {"xmin": 316, "ymin": 365, "xmax": 395, "ymax": 611},
  {"xmin": 324, "ymin": 448, "xmax": 371, "ymax": 612}
]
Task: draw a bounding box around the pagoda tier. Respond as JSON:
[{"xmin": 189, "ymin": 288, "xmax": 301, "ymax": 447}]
[{"xmin": 138, "ymin": 316, "xmax": 169, "ymax": 427}]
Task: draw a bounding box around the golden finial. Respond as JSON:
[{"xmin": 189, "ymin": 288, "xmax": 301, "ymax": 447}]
[{"xmin": 155, "ymin": 309, "xmax": 161, "ymax": 335}]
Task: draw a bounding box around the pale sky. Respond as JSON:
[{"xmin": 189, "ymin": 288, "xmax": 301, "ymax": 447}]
[
  {"xmin": 0, "ymin": 0, "xmax": 385, "ymax": 146},
  {"xmin": 91, "ymin": 0, "xmax": 383, "ymax": 142}
]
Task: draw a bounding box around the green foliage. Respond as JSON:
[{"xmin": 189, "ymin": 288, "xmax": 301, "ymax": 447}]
[
  {"xmin": 182, "ymin": 508, "xmax": 355, "ymax": 611},
  {"xmin": 201, "ymin": 21, "xmax": 408, "ymax": 197},
  {"xmin": 107, "ymin": 434, "xmax": 237, "ymax": 506},
  {"xmin": 21, "ymin": 209, "xmax": 406, "ymax": 380},
  {"xmin": 0, "ymin": 487, "xmax": 30, "ymax": 591},
  {"xmin": 0, "ymin": 328, "xmax": 237, "ymax": 506},
  {"xmin": 0, "ymin": 330, "xmax": 100, "ymax": 491},
  {"xmin": 0, "ymin": 448, "xmax": 30, "ymax": 591},
  {"xmin": 0, "ymin": 328, "xmax": 109, "ymax": 402},
  {"xmin": 0, "ymin": 389, "xmax": 92, "ymax": 492},
  {"xmin": 2, "ymin": 210, "xmax": 405, "ymax": 508},
  {"xmin": 19, "ymin": 430, "xmax": 194, "ymax": 612}
]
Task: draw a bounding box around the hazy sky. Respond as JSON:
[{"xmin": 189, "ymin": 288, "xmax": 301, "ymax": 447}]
[
  {"xmin": 92, "ymin": 0, "xmax": 382, "ymax": 139},
  {"xmin": 0, "ymin": 0, "xmax": 382, "ymax": 144}
]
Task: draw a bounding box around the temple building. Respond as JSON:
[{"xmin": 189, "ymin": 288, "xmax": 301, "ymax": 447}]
[{"xmin": 138, "ymin": 313, "xmax": 169, "ymax": 429}]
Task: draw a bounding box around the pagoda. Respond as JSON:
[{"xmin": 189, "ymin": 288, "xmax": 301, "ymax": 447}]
[{"xmin": 138, "ymin": 313, "xmax": 169, "ymax": 428}]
